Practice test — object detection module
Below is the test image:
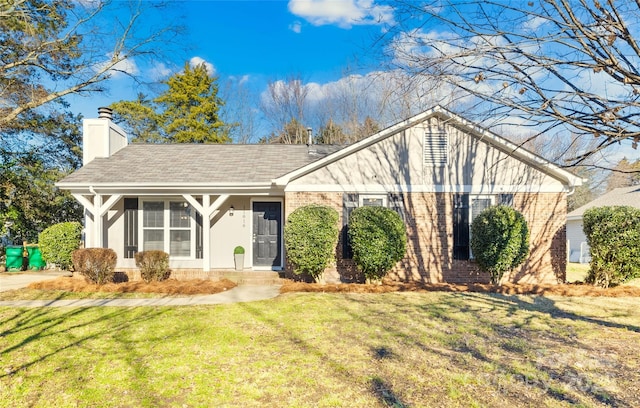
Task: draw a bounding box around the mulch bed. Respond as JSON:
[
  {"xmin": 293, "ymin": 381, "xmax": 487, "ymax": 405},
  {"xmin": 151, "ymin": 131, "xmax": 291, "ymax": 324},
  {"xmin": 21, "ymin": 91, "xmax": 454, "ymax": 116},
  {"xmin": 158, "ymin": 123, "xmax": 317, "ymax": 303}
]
[
  {"xmin": 25, "ymin": 276, "xmax": 640, "ymax": 297},
  {"xmin": 279, "ymin": 280, "xmax": 640, "ymax": 297},
  {"xmin": 28, "ymin": 277, "xmax": 237, "ymax": 295}
]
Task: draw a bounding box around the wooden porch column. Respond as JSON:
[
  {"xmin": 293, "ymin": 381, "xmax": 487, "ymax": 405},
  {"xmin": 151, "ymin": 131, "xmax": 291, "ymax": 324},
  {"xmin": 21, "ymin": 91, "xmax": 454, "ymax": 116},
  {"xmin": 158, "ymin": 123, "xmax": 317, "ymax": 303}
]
[
  {"xmin": 182, "ymin": 194, "xmax": 229, "ymax": 272},
  {"xmin": 93, "ymin": 194, "xmax": 103, "ymax": 248},
  {"xmin": 202, "ymin": 194, "xmax": 211, "ymax": 272}
]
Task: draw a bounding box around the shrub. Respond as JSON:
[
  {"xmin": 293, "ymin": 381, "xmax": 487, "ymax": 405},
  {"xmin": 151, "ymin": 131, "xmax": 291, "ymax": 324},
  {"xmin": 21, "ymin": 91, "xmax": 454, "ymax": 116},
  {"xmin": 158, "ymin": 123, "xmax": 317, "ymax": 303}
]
[
  {"xmin": 72, "ymin": 248, "xmax": 117, "ymax": 284},
  {"xmin": 38, "ymin": 221, "xmax": 82, "ymax": 270},
  {"xmin": 470, "ymin": 205, "xmax": 529, "ymax": 285},
  {"xmin": 135, "ymin": 250, "xmax": 170, "ymax": 283},
  {"xmin": 583, "ymin": 206, "xmax": 640, "ymax": 288},
  {"xmin": 234, "ymin": 246, "xmax": 245, "ymax": 255},
  {"xmin": 284, "ymin": 205, "xmax": 339, "ymax": 281},
  {"xmin": 348, "ymin": 206, "xmax": 407, "ymax": 282}
]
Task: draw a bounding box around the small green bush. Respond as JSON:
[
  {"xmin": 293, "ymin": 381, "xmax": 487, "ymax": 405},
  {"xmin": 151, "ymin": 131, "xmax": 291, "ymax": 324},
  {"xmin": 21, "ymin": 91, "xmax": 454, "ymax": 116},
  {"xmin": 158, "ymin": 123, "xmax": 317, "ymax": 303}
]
[
  {"xmin": 348, "ymin": 206, "xmax": 407, "ymax": 282},
  {"xmin": 470, "ymin": 205, "xmax": 529, "ymax": 285},
  {"xmin": 38, "ymin": 221, "xmax": 82, "ymax": 270},
  {"xmin": 234, "ymin": 246, "xmax": 245, "ymax": 255},
  {"xmin": 135, "ymin": 250, "xmax": 170, "ymax": 283},
  {"xmin": 72, "ymin": 248, "xmax": 117, "ymax": 284},
  {"xmin": 284, "ymin": 205, "xmax": 339, "ymax": 281},
  {"xmin": 583, "ymin": 206, "xmax": 640, "ymax": 288}
]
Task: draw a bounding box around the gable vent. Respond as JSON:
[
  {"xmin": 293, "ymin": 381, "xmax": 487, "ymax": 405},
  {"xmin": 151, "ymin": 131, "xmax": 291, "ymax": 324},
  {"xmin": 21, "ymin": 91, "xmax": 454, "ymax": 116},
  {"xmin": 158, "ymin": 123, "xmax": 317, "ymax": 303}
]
[{"xmin": 424, "ymin": 132, "xmax": 448, "ymax": 166}]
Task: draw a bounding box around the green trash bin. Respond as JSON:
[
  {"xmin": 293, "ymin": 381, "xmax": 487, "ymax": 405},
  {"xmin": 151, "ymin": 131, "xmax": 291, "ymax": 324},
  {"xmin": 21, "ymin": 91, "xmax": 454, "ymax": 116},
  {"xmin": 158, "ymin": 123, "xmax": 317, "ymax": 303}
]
[
  {"xmin": 27, "ymin": 246, "xmax": 46, "ymax": 270},
  {"xmin": 5, "ymin": 246, "xmax": 25, "ymax": 271}
]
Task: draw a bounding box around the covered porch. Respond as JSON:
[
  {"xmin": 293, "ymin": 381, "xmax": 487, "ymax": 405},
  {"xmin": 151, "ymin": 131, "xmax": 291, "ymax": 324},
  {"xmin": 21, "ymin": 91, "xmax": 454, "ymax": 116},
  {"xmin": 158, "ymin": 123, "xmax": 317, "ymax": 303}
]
[{"xmin": 67, "ymin": 186, "xmax": 285, "ymax": 274}]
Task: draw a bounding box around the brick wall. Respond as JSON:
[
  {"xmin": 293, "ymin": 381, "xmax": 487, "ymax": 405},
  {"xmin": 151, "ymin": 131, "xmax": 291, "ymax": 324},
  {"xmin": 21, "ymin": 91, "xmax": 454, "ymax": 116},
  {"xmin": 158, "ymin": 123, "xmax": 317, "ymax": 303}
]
[{"xmin": 285, "ymin": 191, "xmax": 567, "ymax": 285}]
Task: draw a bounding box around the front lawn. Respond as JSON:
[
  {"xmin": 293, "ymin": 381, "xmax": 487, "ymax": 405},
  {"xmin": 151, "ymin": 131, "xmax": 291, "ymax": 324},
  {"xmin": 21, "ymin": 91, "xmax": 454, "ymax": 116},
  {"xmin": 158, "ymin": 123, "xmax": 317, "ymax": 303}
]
[{"xmin": 1, "ymin": 292, "xmax": 638, "ymax": 407}]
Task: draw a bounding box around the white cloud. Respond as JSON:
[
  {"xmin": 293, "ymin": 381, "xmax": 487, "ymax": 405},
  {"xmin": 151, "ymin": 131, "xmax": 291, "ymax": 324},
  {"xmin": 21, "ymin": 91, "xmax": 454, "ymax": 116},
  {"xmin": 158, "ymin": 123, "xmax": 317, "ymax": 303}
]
[
  {"xmin": 95, "ymin": 54, "xmax": 139, "ymax": 78},
  {"xmin": 524, "ymin": 16, "xmax": 547, "ymax": 31},
  {"xmin": 148, "ymin": 62, "xmax": 173, "ymax": 80},
  {"xmin": 189, "ymin": 56, "xmax": 216, "ymax": 76},
  {"xmin": 288, "ymin": 0, "xmax": 394, "ymax": 29},
  {"xmin": 289, "ymin": 21, "xmax": 302, "ymax": 33},
  {"xmin": 229, "ymin": 74, "xmax": 251, "ymax": 85}
]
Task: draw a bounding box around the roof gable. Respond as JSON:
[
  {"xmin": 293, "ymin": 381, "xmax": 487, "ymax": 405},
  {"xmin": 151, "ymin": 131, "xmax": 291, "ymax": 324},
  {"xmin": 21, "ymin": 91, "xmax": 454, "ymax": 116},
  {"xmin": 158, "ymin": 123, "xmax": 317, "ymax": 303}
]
[{"xmin": 274, "ymin": 106, "xmax": 583, "ymax": 188}]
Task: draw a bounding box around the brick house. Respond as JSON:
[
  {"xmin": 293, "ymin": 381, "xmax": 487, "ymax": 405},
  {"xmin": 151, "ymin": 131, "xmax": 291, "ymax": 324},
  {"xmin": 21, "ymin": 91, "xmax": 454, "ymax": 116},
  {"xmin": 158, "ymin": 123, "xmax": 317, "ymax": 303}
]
[{"xmin": 57, "ymin": 106, "xmax": 582, "ymax": 284}]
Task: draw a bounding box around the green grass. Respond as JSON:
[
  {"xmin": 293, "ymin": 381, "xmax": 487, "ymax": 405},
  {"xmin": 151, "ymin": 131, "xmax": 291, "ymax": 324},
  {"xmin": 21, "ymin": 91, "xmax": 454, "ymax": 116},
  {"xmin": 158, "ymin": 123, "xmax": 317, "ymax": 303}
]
[
  {"xmin": 566, "ymin": 262, "xmax": 590, "ymax": 282},
  {"xmin": 1, "ymin": 292, "xmax": 639, "ymax": 407}
]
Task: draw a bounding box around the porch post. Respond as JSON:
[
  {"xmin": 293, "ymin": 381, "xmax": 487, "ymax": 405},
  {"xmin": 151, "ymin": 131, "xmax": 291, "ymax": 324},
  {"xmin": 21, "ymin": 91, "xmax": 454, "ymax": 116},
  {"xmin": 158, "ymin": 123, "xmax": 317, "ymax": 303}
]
[
  {"xmin": 94, "ymin": 194, "xmax": 103, "ymax": 248},
  {"xmin": 202, "ymin": 194, "xmax": 211, "ymax": 272}
]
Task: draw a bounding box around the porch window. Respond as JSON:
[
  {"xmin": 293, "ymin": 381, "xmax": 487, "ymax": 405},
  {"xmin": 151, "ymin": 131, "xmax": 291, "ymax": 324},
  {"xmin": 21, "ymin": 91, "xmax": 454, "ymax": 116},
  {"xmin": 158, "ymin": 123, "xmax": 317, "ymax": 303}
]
[
  {"xmin": 142, "ymin": 200, "xmax": 195, "ymax": 258},
  {"xmin": 143, "ymin": 201, "xmax": 164, "ymax": 251}
]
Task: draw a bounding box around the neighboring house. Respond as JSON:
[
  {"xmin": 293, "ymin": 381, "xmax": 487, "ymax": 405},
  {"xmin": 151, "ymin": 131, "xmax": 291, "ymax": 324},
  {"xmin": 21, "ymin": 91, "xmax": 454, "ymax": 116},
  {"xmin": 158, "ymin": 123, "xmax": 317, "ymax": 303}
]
[
  {"xmin": 57, "ymin": 106, "xmax": 582, "ymax": 284},
  {"xmin": 567, "ymin": 185, "xmax": 640, "ymax": 263}
]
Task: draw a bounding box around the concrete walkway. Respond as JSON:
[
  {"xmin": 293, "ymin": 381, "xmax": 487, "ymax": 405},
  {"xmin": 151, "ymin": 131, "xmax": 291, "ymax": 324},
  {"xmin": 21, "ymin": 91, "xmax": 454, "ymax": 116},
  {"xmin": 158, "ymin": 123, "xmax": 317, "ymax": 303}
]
[{"xmin": 0, "ymin": 271, "xmax": 281, "ymax": 307}]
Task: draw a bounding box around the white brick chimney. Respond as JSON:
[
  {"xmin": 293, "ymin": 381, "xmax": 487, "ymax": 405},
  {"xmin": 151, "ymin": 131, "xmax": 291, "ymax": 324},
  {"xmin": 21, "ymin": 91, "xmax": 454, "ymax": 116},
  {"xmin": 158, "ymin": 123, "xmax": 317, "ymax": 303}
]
[{"xmin": 82, "ymin": 107, "xmax": 128, "ymax": 165}]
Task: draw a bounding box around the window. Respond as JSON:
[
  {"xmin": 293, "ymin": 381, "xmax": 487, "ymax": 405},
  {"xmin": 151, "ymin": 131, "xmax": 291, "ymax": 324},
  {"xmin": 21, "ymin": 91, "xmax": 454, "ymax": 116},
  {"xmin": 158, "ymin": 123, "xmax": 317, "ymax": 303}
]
[
  {"xmin": 141, "ymin": 200, "xmax": 195, "ymax": 258},
  {"xmin": 424, "ymin": 132, "xmax": 448, "ymax": 166},
  {"xmin": 454, "ymin": 194, "xmax": 512, "ymax": 260},
  {"xmin": 342, "ymin": 193, "xmax": 406, "ymax": 259},
  {"xmin": 360, "ymin": 195, "xmax": 387, "ymax": 207}
]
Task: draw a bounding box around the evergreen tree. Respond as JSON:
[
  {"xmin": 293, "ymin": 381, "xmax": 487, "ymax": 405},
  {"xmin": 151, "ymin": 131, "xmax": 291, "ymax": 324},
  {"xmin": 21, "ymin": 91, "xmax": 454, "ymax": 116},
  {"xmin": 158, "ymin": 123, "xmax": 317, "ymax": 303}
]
[{"xmin": 111, "ymin": 63, "xmax": 232, "ymax": 144}]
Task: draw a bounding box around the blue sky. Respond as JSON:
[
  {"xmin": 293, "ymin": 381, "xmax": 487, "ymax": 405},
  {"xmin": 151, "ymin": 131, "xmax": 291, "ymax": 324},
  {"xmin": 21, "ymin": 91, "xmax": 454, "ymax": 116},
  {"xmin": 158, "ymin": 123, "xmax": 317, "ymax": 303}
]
[
  {"xmin": 73, "ymin": 0, "xmax": 393, "ymax": 120},
  {"xmin": 66, "ymin": 0, "xmax": 637, "ymax": 167}
]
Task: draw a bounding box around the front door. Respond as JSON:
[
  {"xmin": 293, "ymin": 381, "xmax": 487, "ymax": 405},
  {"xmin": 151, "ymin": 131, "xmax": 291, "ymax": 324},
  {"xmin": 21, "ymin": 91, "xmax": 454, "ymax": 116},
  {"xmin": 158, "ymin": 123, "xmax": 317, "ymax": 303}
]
[{"xmin": 253, "ymin": 201, "xmax": 282, "ymax": 268}]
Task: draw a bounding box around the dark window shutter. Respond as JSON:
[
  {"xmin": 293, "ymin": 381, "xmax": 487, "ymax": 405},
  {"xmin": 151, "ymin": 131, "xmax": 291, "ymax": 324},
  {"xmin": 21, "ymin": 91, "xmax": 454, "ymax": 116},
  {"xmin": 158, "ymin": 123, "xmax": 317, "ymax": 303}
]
[
  {"xmin": 388, "ymin": 193, "xmax": 405, "ymax": 222},
  {"xmin": 498, "ymin": 193, "xmax": 514, "ymax": 207},
  {"xmin": 124, "ymin": 198, "xmax": 138, "ymax": 259},
  {"xmin": 195, "ymin": 211, "xmax": 203, "ymax": 259},
  {"xmin": 453, "ymin": 194, "xmax": 469, "ymax": 260},
  {"xmin": 342, "ymin": 193, "xmax": 358, "ymax": 259}
]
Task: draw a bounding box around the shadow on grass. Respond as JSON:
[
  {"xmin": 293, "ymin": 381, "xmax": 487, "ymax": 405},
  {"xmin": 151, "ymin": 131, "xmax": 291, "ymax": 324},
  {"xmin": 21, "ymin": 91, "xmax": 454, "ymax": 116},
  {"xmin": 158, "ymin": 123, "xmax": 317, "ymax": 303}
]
[
  {"xmin": 335, "ymin": 292, "xmax": 629, "ymax": 407},
  {"xmin": 0, "ymin": 301, "xmax": 168, "ymax": 379},
  {"xmin": 484, "ymin": 293, "xmax": 640, "ymax": 333}
]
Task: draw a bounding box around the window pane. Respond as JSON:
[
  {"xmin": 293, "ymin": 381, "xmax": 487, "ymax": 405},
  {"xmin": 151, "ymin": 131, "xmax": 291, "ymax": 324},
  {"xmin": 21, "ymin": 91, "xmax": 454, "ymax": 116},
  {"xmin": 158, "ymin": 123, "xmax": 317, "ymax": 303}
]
[
  {"xmin": 362, "ymin": 197, "xmax": 384, "ymax": 207},
  {"xmin": 143, "ymin": 230, "xmax": 164, "ymax": 251},
  {"xmin": 170, "ymin": 230, "xmax": 191, "ymax": 257},
  {"xmin": 143, "ymin": 202, "xmax": 164, "ymax": 228},
  {"xmin": 170, "ymin": 202, "xmax": 191, "ymax": 228},
  {"xmin": 471, "ymin": 198, "xmax": 491, "ymax": 221}
]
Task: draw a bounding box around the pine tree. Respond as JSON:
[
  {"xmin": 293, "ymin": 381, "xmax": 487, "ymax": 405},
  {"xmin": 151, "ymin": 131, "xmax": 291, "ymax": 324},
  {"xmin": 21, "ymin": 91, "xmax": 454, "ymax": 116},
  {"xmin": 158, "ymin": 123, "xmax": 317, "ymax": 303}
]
[{"xmin": 111, "ymin": 63, "xmax": 232, "ymax": 144}]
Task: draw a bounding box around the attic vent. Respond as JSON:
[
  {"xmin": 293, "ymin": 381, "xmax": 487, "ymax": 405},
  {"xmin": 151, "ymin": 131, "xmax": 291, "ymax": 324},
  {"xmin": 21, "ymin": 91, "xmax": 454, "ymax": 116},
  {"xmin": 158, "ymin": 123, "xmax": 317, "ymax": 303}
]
[{"xmin": 424, "ymin": 132, "xmax": 448, "ymax": 166}]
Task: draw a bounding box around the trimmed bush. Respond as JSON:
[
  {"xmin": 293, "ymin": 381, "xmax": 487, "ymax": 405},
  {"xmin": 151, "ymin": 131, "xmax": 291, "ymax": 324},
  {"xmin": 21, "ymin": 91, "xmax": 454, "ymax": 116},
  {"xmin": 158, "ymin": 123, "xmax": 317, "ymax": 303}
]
[
  {"xmin": 583, "ymin": 206, "xmax": 640, "ymax": 288},
  {"xmin": 348, "ymin": 206, "xmax": 407, "ymax": 282},
  {"xmin": 72, "ymin": 248, "xmax": 117, "ymax": 284},
  {"xmin": 470, "ymin": 205, "xmax": 529, "ymax": 285},
  {"xmin": 234, "ymin": 246, "xmax": 245, "ymax": 255},
  {"xmin": 38, "ymin": 221, "xmax": 82, "ymax": 270},
  {"xmin": 284, "ymin": 205, "xmax": 339, "ymax": 281},
  {"xmin": 135, "ymin": 250, "xmax": 170, "ymax": 283}
]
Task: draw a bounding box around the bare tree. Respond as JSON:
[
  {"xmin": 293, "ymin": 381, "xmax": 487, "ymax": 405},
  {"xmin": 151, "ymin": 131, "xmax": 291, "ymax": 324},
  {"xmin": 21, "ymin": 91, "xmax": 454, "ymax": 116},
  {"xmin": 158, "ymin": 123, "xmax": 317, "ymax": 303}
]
[
  {"xmin": 0, "ymin": 0, "xmax": 182, "ymax": 132},
  {"xmin": 260, "ymin": 74, "xmax": 309, "ymax": 143},
  {"xmin": 385, "ymin": 0, "xmax": 640, "ymax": 167}
]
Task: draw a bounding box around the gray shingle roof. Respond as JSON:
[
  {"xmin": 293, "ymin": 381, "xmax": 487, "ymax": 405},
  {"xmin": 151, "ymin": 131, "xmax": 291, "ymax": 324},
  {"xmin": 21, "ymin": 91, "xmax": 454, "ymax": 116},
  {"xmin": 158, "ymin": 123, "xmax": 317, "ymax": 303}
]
[
  {"xmin": 568, "ymin": 185, "xmax": 640, "ymax": 218},
  {"xmin": 59, "ymin": 144, "xmax": 342, "ymax": 185}
]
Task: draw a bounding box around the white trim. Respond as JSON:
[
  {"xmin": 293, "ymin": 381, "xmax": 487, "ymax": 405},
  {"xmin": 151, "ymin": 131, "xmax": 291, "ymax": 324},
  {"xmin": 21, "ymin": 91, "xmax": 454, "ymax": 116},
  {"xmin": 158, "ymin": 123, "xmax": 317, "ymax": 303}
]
[
  {"xmin": 284, "ymin": 184, "xmax": 569, "ymax": 193},
  {"xmin": 249, "ymin": 197, "xmax": 284, "ymax": 271}
]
